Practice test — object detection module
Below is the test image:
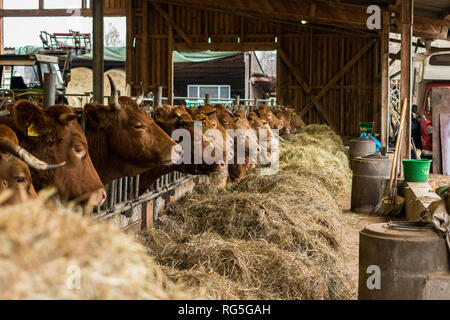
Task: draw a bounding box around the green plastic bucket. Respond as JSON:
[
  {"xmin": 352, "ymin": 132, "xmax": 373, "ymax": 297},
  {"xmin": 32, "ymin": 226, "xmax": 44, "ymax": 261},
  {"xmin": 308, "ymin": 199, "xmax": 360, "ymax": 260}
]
[{"xmin": 402, "ymin": 159, "xmax": 432, "ymax": 182}]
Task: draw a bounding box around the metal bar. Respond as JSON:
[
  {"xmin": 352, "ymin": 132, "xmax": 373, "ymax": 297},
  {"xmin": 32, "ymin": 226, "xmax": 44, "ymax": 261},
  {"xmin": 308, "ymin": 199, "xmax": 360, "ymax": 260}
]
[
  {"xmin": 92, "ymin": 0, "xmax": 104, "ymax": 103},
  {"xmin": 117, "ymin": 178, "xmax": 123, "ymax": 203},
  {"xmin": 123, "ymin": 177, "xmax": 128, "ymax": 202},
  {"xmin": 135, "ymin": 175, "xmax": 140, "ymax": 198},
  {"xmin": 43, "ymin": 73, "xmax": 56, "ymax": 108},
  {"xmin": 129, "ymin": 177, "xmax": 134, "ymax": 200}
]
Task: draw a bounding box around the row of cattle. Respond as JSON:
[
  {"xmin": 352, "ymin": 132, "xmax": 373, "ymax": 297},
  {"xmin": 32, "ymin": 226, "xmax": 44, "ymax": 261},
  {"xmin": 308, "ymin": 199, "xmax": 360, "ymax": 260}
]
[{"xmin": 0, "ymin": 76, "xmax": 305, "ymax": 207}]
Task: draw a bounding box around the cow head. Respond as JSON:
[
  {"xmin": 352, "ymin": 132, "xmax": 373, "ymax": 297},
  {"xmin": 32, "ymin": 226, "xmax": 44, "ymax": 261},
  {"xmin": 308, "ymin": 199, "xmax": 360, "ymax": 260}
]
[
  {"xmin": 154, "ymin": 105, "xmax": 223, "ymax": 174},
  {"xmin": 196, "ymin": 105, "xmax": 234, "ymax": 165},
  {"xmin": 11, "ymin": 100, "xmax": 106, "ymax": 206},
  {"xmin": 84, "ymin": 76, "xmax": 183, "ymax": 184},
  {"xmin": 0, "ymin": 124, "xmax": 64, "ymax": 205},
  {"xmin": 256, "ymin": 105, "xmax": 283, "ymax": 131},
  {"xmin": 248, "ymin": 111, "xmax": 274, "ymax": 163},
  {"xmin": 274, "ymin": 108, "xmax": 293, "ymax": 134},
  {"xmin": 289, "ymin": 108, "xmax": 306, "ymax": 131}
]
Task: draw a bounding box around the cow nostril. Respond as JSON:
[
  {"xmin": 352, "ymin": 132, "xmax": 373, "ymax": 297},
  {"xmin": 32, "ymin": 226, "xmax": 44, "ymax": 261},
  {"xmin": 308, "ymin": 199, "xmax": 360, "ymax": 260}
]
[
  {"xmin": 1, "ymin": 180, "xmax": 7, "ymax": 188},
  {"xmin": 102, "ymin": 190, "xmax": 107, "ymax": 201}
]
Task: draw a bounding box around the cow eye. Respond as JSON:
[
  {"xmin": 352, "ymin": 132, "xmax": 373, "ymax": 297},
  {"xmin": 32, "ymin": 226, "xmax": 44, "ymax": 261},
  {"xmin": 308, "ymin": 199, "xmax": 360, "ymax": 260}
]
[
  {"xmin": 134, "ymin": 123, "xmax": 144, "ymax": 129},
  {"xmin": 15, "ymin": 176, "xmax": 25, "ymax": 184}
]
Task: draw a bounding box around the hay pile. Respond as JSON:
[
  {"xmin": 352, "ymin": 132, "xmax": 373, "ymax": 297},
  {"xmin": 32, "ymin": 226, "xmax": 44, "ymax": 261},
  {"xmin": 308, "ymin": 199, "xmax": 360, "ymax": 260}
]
[
  {"xmin": 141, "ymin": 124, "xmax": 355, "ymax": 300},
  {"xmin": 0, "ymin": 195, "xmax": 189, "ymax": 300},
  {"xmin": 66, "ymin": 68, "xmax": 127, "ymax": 108},
  {"xmin": 279, "ymin": 124, "xmax": 352, "ymax": 197}
]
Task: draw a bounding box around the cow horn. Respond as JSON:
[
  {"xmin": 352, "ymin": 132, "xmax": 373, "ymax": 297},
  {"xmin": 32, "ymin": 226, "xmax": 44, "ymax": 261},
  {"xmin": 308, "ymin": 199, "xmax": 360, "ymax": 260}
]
[
  {"xmin": 0, "ymin": 138, "xmax": 65, "ymax": 170},
  {"xmin": 135, "ymin": 82, "xmax": 145, "ymax": 106},
  {"xmin": 205, "ymin": 110, "xmax": 216, "ymax": 116},
  {"xmin": 58, "ymin": 113, "xmax": 80, "ymax": 125},
  {"xmin": 107, "ymin": 74, "xmax": 121, "ymax": 111},
  {"xmin": 180, "ymin": 120, "xmax": 195, "ymax": 126}
]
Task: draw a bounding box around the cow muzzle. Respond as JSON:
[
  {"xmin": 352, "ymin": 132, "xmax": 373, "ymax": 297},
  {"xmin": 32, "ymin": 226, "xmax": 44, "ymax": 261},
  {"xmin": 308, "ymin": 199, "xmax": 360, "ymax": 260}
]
[
  {"xmin": 88, "ymin": 188, "xmax": 107, "ymax": 207},
  {"xmin": 170, "ymin": 144, "xmax": 183, "ymax": 165}
]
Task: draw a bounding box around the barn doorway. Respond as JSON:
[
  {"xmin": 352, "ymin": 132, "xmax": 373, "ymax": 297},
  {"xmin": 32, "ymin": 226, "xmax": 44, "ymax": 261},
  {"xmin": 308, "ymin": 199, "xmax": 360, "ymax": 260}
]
[{"xmin": 173, "ymin": 50, "xmax": 276, "ymax": 107}]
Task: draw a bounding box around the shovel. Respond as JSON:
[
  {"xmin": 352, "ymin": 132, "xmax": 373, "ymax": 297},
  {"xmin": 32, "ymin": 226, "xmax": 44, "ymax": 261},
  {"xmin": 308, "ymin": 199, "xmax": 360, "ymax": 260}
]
[{"xmin": 372, "ymin": 98, "xmax": 408, "ymax": 216}]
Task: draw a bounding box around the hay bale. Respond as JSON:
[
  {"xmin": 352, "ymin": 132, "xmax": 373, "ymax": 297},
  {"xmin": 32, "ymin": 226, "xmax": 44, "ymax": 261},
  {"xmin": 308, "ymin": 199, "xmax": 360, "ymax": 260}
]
[
  {"xmin": 140, "ymin": 124, "xmax": 355, "ymax": 300},
  {"xmin": 66, "ymin": 68, "xmax": 127, "ymax": 108},
  {"xmin": 0, "ymin": 197, "xmax": 190, "ymax": 300},
  {"xmin": 66, "ymin": 67, "xmax": 93, "ymax": 108}
]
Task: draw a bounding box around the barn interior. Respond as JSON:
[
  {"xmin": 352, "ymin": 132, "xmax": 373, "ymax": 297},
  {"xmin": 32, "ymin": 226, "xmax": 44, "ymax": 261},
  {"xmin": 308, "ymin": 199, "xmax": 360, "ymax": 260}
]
[{"xmin": 0, "ymin": 0, "xmax": 450, "ymax": 302}]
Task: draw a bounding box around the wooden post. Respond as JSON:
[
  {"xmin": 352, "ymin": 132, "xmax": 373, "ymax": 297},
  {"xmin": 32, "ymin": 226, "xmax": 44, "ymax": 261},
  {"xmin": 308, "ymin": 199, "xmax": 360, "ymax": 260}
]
[
  {"xmin": 43, "ymin": 73, "xmax": 56, "ymax": 108},
  {"xmin": 381, "ymin": 11, "xmax": 390, "ymax": 147},
  {"xmin": 205, "ymin": 93, "xmax": 211, "ymax": 105},
  {"xmin": 142, "ymin": 0, "xmax": 149, "ymax": 99},
  {"xmin": 234, "ymin": 95, "xmax": 240, "ymax": 107},
  {"xmin": 92, "ymin": 0, "xmax": 104, "ymax": 104},
  {"xmin": 400, "ymin": 0, "xmax": 413, "ymax": 160},
  {"xmin": 0, "ymin": 0, "xmax": 3, "ymax": 54},
  {"xmin": 167, "ymin": 5, "xmax": 174, "ymax": 106},
  {"xmin": 156, "ymin": 86, "xmax": 163, "ymax": 106}
]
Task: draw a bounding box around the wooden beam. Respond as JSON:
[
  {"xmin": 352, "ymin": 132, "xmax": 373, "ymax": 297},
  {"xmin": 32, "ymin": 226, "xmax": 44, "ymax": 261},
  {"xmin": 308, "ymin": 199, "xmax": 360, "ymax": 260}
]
[
  {"xmin": 381, "ymin": 11, "xmax": 390, "ymax": 147},
  {"xmin": 151, "ymin": 2, "xmax": 193, "ymax": 47},
  {"xmin": 299, "ymin": 39, "xmax": 376, "ymax": 117},
  {"xmin": 168, "ymin": 4, "xmax": 174, "ymax": 105},
  {"xmin": 278, "ymin": 46, "xmax": 336, "ymax": 130},
  {"xmin": 278, "ymin": 48, "xmax": 311, "ymax": 94},
  {"xmin": 150, "ymin": 0, "xmax": 450, "ymax": 38},
  {"xmin": 0, "ymin": 8, "xmax": 126, "ymax": 17},
  {"xmin": 143, "ymin": 0, "xmax": 149, "ymax": 95},
  {"xmin": 174, "ymin": 42, "xmax": 277, "ymax": 51},
  {"xmin": 400, "ymin": 0, "xmax": 413, "ymax": 160},
  {"xmin": 126, "ymin": 0, "xmax": 133, "ymax": 86}
]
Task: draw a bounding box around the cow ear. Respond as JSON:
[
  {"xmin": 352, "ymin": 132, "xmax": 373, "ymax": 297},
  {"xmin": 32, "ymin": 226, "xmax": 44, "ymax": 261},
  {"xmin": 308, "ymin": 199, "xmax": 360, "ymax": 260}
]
[
  {"xmin": 85, "ymin": 104, "xmax": 109, "ymax": 129},
  {"xmin": 13, "ymin": 100, "xmax": 46, "ymax": 132}
]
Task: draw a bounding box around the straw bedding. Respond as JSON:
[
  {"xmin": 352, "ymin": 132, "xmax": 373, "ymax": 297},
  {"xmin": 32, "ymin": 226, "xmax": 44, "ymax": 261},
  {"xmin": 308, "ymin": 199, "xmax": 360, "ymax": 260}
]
[
  {"xmin": 141, "ymin": 124, "xmax": 355, "ymax": 299},
  {"xmin": 0, "ymin": 194, "xmax": 188, "ymax": 300},
  {"xmin": 0, "ymin": 124, "xmax": 354, "ymax": 300}
]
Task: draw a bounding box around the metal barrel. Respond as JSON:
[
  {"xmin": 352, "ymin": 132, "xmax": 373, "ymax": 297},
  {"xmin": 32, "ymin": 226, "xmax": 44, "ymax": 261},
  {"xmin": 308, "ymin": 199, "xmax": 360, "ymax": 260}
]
[
  {"xmin": 358, "ymin": 222, "xmax": 450, "ymax": 300},
  {"xmin": 351, "ymin": 154, "xmax": 392, "ymax": 213},
  {"xmin": 349, "ymin": 137, "xmax": 376, "ymax": 169}
]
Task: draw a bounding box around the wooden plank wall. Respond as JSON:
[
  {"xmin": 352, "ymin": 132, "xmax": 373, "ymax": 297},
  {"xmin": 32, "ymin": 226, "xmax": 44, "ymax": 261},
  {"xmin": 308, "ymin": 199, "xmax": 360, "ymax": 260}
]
[
  {"xmin": 103, "ymin": 0, "xmax": 128, "ymax": 10},
  {"xmin": 128, "ymin": 1, "xmax": 380, "ymax": 137}
]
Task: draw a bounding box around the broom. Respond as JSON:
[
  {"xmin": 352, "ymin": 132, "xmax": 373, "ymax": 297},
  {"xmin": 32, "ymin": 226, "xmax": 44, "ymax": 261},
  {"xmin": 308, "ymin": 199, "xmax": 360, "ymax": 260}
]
[{"xmin": 372, "ymin": 98, "xmax": 408, "ymax": 216}]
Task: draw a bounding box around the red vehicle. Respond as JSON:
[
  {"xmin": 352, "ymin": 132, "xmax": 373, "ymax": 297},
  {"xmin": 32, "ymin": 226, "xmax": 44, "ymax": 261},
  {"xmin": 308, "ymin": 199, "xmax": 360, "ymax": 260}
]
[{"xmin": 412, "ymin": 49, "xmax": 450, "ymax": 158}]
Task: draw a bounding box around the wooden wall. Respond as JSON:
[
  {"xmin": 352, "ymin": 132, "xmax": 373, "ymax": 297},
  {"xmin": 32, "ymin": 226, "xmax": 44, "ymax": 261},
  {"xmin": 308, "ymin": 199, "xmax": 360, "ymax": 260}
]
[{"xmin": 127, "ymin": 1, "xmax": 381, "ymax": 137}]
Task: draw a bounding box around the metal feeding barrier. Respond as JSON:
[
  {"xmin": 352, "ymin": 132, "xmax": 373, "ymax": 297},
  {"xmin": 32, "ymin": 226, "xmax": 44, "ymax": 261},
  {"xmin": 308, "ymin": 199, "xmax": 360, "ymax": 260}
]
[
  {"xmin": 70, "ymin": 89, "xmax": 278, "ymax": 223},
  {"xmin": 92, "ymin": 171, "xmax": 197, "ymax": 222}
]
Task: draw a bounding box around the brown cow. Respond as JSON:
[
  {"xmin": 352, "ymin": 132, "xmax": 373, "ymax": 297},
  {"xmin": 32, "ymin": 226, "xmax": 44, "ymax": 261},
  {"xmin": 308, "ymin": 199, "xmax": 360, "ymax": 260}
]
[
  {"xmin": 274, "ymin": 108, "xmax": 293, "ymax": 135},
  {"xmin": 0, "ymin": 124, "xmax": 65, "ymax": 205},
  {"xmin": 196, "ymin": 105, "xmax": 234, "ymax": 164},
  {"xmin": 84, "ymin": 76, "xmax": 183, "ymax": 185},
  {"xmin": 212, "ymin": 105, "xmax": 260, "ymax": 182},
  {"xmin": 256, "ymin": 105, "xmax": 283, "ymax": 132},
  {"xmin": 289, "ymin": 108, "xmax": 306, "ymax": 131},
  {"xmin": 0, "ymin": 100, "xmax": 106, "ymax": 206},
  {"xmin": 247, "ymin": 111, "xmax": 275, "ymax": 165},
  {"xmin": 138, "ymin": 105, "xmax": 224, "ymax": 193}
]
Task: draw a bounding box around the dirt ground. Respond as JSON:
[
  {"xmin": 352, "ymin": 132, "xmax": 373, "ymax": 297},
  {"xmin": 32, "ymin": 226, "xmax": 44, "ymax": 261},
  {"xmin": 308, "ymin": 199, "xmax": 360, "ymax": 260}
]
[{"xmin": 338, "ymin": 195, "xmax": 387, "ymax": 299}]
